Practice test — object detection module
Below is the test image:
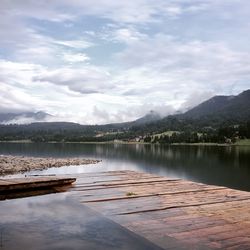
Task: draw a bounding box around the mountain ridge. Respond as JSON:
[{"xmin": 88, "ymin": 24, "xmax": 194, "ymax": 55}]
[
  {"xmin": 181, "ymin": 89, "xmax": 250, "ymax": 121},
  {"xmin": 0, "ymin": 89, "xmax": 249, "ymax": 128},
  {"xmin": 0, "ymin": 89, "xmax": 249, "ymax": 143}
]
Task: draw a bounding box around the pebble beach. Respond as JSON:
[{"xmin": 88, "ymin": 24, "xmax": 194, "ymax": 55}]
[{"xmin": 0, "ymin": 155, "xmax": 100, "ymax": 175}]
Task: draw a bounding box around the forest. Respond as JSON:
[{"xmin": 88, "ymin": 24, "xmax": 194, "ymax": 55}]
[{"xmin": 0, "ymin": 120, "xmax": 249, "ymax": 144}]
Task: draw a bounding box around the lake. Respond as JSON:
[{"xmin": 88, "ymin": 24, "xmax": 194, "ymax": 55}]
[
  {"xmin": 1, "ymin": 142, "xmax": 250, "ymax": 191},
  {"xmin": 1, "ymin": 142, "xmax": 250, "ymax": 249}
]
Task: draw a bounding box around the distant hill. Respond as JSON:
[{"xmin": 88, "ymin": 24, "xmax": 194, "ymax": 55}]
[
  {"xmin": 0, "ymin": 89, "xmax": 249, "ymax": 142},
  {"xmin": 182, "ymin": 90, "xmax": 250, "ymax": 121},
  {"xmin": 0, "ymin": 111, "xmax": 52, "ymax": 124},
  {"xmin": 132, "ymin": 110, "xmax": 161, "ymax": 125},
  {"xmin": 19, "ymin": 122, "xmax": 83, "ymax": 131},
  {"xmin": 128, "ymin": 89, "xmax": 250, "ymax": 134}
]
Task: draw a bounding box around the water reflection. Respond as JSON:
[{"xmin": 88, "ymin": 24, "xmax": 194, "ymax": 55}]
[
  {"xmin": 0, "ymin": 143, "xmax": 250, "ymax": 191},
  {"xmin": 0, "ymin": 194, "xmax": 161, "ymax": 250}
]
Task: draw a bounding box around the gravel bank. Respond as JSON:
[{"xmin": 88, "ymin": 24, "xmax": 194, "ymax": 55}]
[{"xmin": 0, "ymin": 155, "xmax": 100, "ymax": 175}]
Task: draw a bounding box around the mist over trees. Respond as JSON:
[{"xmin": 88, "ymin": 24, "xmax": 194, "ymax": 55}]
[
  {"xmin": 0, "ymin": 119, "xmax": 249, "ymax": 144},
  {"xmin": 0, "ymin": 90, "xmax": 249, "ymax": 144}
]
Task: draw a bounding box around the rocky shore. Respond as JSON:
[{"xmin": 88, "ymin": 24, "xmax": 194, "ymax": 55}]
[{"xmin": 0, "ymin": 155, "xmax": 100, "ymax": 175}]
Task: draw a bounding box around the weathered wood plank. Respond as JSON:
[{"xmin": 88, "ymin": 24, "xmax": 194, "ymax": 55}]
[
  {"xmin": 62, "ymin": 170, "xmax": 250, "ymax": 249},
  {"xmin": 73, "ymin": 178, "xmax": 181, "ymax": 189},
  {"xmin": 0, "ymin": 176, "xmax": 76, "ymax": 192},
  {"xmin": 77, "ymin": 187, "xmax": 226, "ymax": 203},
  {"xmin": 80, "ymin": 188, "xmax": 250, "ymax": 216}
]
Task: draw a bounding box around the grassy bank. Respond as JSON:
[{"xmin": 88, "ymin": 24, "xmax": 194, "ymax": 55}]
[
  {"xmin": 234, "ymin": 139, "xmax": 250, "ymax": 146},
  {"xmin": 1, "ymin": 139, "xmax": 250, "ymax": 146}
]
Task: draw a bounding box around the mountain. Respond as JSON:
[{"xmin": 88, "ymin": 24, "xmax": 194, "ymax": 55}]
[
  {"xmin": 128, "ymin": 89, "xmax": 250, "ymax": 134},
  {"xmin": 0, "ymin": 90, "xmax": 249, "ymax": 143},
  {"xmin": 87, "ymin": 110, "xmax": 162, "ymax": 130},
  {"xmin": 182, "ymin": 90, "xmax": 250, "ymax": 121},
  {"xmin": 132, "ymin": 110, "xmax": 161, "ymax": 125},
  {"xmin": 0, "ymin": 111, "xmax": 52, "ymax": 124}
]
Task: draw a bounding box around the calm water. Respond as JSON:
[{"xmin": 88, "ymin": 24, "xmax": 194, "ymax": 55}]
[
  {"xmin": 0, "ymin": 142, "xmax": 250, "ymax": 191},
  {"xmin": 0, "ymin": 142, "xmax": 250, "ymax": 249},
  {"xmin": 0, "ymin": 194, "xmax": 162, "ymax": 250}
]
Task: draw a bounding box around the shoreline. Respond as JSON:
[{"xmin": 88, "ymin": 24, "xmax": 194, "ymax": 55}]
[
  {"xmin": 0, "ymin": 140, "xmax": 249, "ymax": 146},
  {"xmin": 0, "ymin": 155, "xmax": 100, "ymax": 176}
]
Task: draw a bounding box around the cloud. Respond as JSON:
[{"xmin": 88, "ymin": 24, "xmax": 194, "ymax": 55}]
[
  {"xmin": 3, "ymin": 30, "xmax": 93, "ymax": 65},
  {"xmin": 54, "ymin": 40, "xmax": 93, "ymax": 49},
  {"xmin": 0, "ymin": 0, "xmax": 250, "ymax": 124},
  {"xmin": 116, "ymin": 34, "xmax": 250, "ymax": 97},
  {"xmin": 91, "ymin": 103, "xmax": 175, "ymax": 124},
  {"xmin": 179, "ymin": 91, "xmax": 215, "ymax": 112},
  {"xmin": 34, "ymin": 66, "xmax": 114, "ymax": 94},
  {"xmin": 0, "ymin": 1, "xmax": 74, "ymax": 23},
  {"xmin": 0, "ymin": 84, "xmax": 35, "ymax": 113},
  {"xmin": 1, "ymin": 113, "xmax": 55, "ymax": 125},
  {"xmin": 62, "ymin": 52, "xmax": 90, "ymax": 63},
  {"xmin": 0, "ymin": 0, "xmax": 212, "ymax": 29},
  {"xmin": 0, "ymin": 60, "xmax": 64, "ymax": 115},
  {"xmin": 92, "ymin": 106, "xmax": 111, "ymax": 124},
  {"xmin": 105, "ymin": 27, "xmax": 148, "ymax": 44},
  {"xmin": 0, "ymin": 1, "xmax": 93, "ymax": 65},
  {"xmin": 0, "ymin": 60, "xmax": 42, "ymax": 84},
  {"xmin": 0, "ymin": 60, "xmax": 79, "ymax": 115}
]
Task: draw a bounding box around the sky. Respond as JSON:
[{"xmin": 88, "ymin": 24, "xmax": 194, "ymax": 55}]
[{"xmin": 1, "ymin": 0, "xmax": 250, "ymax": 124}]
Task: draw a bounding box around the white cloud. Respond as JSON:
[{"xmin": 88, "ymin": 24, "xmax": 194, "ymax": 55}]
[
  {"xmin": 62, "ymin": 52, "xmax": 90, "ymax": 63},
  {"xmin": 57, "ymin": 0, "xmax": 211, "ymax": 23},
  {"xmin": 91, "ymin": 103, "xmax": 175, "ymax": 124},
  {"xmin": 0, "ymin": 1, "xmax": 74, "ymax": 23},
  {"xmin": 0, "ymin": 60, "xmax": 42, "ymax": 85},
  {"xmin": 54, "ymin": 40, "xmax": 93, "ymax": 49},
  {"xmin": 0, "ymin": 0, "xmax": 250, "ymax": 124},
  {"xmin": 116, "ymin": 34, "xmax": 250, "ymax": 95},
  {"xmin": 0, "ymin": 0, "xmax": 213, "ymax": 29},
  {"xmin": 1, "ymin": 114, "xmax": 54, "ymax": 125},
  {"xmin": 109, "ymin": 27, "xmax": 148, "ymax": 44},
  {"xmin": 179, "ymin": 91, "xmax": 215, "ymax": 112},
  {"xmin": 34, "ymin": 66, "xmax": 114, "ymax": 94},
  {"xmin": 0, "ymin": 2, "xmax": 93, "ymax": 65},
  {"xmin": 0, "ymin": 84, "xmax": 35, "ymax": 113}
]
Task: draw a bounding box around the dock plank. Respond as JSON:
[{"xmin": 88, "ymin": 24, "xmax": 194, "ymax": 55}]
[
  {"xmin": 63, "ymin": 170, "xmax": 250, "ymax": 249},
  {"xmin": 0, "ymin": 176, "xmax": 76, "ymax": 192}
]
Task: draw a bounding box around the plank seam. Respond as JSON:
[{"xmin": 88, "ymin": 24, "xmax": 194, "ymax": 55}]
[{"xmin": 117, "ymin": 197, "xmax": 250, "ymax": 215}]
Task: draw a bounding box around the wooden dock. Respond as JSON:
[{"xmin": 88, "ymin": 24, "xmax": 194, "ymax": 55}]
[
  {"xmin": 1, "ymin": 170, "xmax": 250, "ymax": 249},
  {"xmin": 0, "ymin": 176, "xmax": 76, "ymax": 200},
  {"xmin": 0, "ymin": 176, "xmax": 76, "ymax": 192},
  {"xmin": 66, "ymin": 170, "xmax": 250, "ymax": 249}
]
